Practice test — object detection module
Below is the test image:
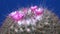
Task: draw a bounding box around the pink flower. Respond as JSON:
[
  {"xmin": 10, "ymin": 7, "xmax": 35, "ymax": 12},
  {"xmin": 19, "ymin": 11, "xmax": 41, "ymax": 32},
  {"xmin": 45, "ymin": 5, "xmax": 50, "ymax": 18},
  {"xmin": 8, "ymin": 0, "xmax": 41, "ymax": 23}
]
[
  {"xmin": 34, "ymin": 8, "xmax": 44, "ymax": 15},
  {"xmin": 30, "ymin": 6, "xmax": 43, "ymax": 15},
  {"xmin": 9, "ymin": 11, "xmax": 25, "ymax": 21},
  {"xmin": 31, "ymin": 6, "xmax": 37, "ymax": 11}
]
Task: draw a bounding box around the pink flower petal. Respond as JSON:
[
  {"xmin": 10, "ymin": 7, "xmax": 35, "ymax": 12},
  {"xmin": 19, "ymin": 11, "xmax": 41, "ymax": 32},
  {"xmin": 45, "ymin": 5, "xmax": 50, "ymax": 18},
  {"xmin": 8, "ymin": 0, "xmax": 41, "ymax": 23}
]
[
  {"xmin": 9, "ymin": 11, "xmax": 25, "ymax": 21},
  {"xmin": 12, "ymin": 14, "xmax": 19, "ymax": 20},
  {"xmin": 35, "ymin": 8, "xmax": 43, "ymax": 15},
  {"xmin": 31, "ymin": 6, "xmax": 37, "ymax": 11}
]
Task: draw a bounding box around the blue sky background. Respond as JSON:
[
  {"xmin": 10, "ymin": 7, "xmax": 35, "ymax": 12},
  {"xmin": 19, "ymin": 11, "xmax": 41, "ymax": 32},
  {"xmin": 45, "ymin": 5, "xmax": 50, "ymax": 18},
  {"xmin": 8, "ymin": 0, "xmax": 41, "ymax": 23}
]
[{"xmin": 0, "ymin": 0, "xmax": 60, "ymax": 27}]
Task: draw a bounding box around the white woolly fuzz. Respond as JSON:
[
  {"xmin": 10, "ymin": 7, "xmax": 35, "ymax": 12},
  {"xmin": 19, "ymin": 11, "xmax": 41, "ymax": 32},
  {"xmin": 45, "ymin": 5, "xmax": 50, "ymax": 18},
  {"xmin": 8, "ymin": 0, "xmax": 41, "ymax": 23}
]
[
  {"xmin": 26, "ymin": 19, "xmax": 32, "ymax": 26},
  {"xmin": 35, "ymin": 15, "xmax": 43, "ymax": 21}
]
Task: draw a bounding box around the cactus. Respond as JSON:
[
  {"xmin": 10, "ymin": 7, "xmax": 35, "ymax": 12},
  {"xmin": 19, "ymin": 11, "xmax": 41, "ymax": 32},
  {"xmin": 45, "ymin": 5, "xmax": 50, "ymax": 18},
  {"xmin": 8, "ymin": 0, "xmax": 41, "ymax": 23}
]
[{"xmin": 0, "ymin": 6, "xmax": 60, "ymax": 34}]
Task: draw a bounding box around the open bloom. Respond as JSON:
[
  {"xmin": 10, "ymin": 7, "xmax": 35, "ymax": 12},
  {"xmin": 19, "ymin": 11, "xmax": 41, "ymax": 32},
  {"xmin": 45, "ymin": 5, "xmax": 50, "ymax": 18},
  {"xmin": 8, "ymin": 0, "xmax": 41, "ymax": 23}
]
[
  {"xmin": 30, "ymin": 6, "xmax": 43, "ymax": 15},
  {"xmin": 32, "ymin": 8, "xmax": 43, "ymax": 21},
  {"xmin": 9, "ymin": 11, "xmax": 25, "ymax": 21},
  {"xmin": 35, "ymin": 8, "xmax": 43, "ymax": 15},
  {"xmin": 31, "ymin": 6, "xmax": 37, "ymax": 11}
]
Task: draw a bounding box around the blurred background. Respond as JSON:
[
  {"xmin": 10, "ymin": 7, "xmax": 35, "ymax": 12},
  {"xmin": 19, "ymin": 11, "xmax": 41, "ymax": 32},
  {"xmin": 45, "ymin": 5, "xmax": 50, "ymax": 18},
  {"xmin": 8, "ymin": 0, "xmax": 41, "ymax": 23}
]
[{"xmin": 0, "ymin": 0, "xmax": 60, "ymax": 27}]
